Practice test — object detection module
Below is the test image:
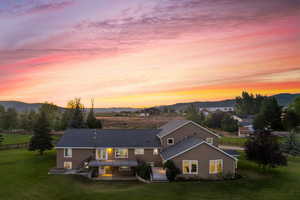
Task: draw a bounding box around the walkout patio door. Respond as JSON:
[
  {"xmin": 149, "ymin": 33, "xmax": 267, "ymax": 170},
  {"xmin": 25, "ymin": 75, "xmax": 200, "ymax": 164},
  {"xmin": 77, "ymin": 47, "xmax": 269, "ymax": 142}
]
[{"xmin": 97, "ymin": 148, "xmax": 108, "ymax": 160}]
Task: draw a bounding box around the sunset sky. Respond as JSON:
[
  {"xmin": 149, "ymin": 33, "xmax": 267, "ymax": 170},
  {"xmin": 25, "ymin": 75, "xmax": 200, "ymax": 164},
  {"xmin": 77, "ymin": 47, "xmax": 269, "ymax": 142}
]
[{"xmin": 0, "ymin": 0, "xmax": 300, "ymax": 108}]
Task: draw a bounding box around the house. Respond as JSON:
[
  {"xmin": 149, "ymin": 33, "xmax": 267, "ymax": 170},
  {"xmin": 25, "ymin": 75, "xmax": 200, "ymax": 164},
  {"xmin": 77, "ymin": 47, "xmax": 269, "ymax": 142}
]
[
  {"xmin": 236, "ymin": 116, "xmax": 254, "ymax": 137},
  {"xmin": 199, "ymin": 106, "xmax": 234, "ymax": 112},
  {"xmin": 54, "ymin": 120, "xmax": 238, "ymax": 181}
]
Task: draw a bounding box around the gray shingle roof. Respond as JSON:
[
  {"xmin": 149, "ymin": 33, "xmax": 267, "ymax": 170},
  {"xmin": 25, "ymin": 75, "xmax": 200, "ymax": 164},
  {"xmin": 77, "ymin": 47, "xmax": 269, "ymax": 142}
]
[
  {"xmin": 222, "ymin": 149, "xmax": 240, "ymax": 157},
  {"xmin": 157, "ymin": 120, "xmax": 190, "ymax": 138},
  {"xmin": 160, "ymin": 137, "xmax": 203, "ymax": 160},
  {"xmin": 56, "ymin": 129, "xmax": 161, "ymax": 148}
]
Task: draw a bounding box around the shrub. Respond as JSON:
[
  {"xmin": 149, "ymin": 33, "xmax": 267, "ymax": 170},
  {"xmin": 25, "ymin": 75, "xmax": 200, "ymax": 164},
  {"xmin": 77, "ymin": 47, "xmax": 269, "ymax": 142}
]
[
  {"xmin": 163, "ymin": 160, "xmax": 180, "ymax": 181},
  {"xmin": 136, "ymin": 161, "xmax": 152, "ymax": 180}
]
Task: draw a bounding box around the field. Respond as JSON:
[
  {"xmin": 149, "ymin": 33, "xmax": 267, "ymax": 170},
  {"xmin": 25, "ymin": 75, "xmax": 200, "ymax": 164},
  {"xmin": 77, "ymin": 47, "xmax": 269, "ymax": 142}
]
[
  {"xmin": 0, "ymin": 133, "xmax": 32, "ymax": 145},
  {"xmin": 97, "ymin": 115, "xmax": 183, "ymax": 129},
  {"xmin": 0, "ymin": 149, "xmax": 300, "ymax": 200},
  {"xmin": 219, "ymin": 137, "xmax": 247, "ymax": 147}
]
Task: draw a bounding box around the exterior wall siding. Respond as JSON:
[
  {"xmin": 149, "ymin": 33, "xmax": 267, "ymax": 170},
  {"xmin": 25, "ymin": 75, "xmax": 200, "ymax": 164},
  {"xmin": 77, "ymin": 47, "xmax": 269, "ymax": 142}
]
[
  {"xmin": 56, "ymin": 149, "xmax": 94, "ymax": 169},
  {"xmin": 56, "ymin": 148, "xmax": 162, "ymax": 169},
  {"xmin": 160, "ymin": 122, "xmax": 219, "ymax": 149},
  {"xmin": 171, "ymin": 143, "xmax": 236, "ymax": 179}
]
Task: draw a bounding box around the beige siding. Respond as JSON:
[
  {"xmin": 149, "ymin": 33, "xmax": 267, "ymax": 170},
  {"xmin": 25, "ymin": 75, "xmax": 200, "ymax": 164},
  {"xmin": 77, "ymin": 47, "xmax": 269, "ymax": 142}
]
[
  {"xmin": 160, "ymin": 122, "xmax": 219, "ymax": 149},
  {"xmin": 171, "ymin": 143, "xmax": 236, "ymax": 179}
]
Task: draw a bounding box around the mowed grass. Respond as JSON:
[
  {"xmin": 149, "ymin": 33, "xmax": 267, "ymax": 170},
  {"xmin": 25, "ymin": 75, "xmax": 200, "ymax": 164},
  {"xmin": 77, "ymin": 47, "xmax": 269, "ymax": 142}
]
[
  {"xmin": 0, "ymin": 149, "xmax": 300, "ymax": 200},
  {"xmin": 219, "ymin": 137, "xmax": 247, "ymax": 147},
  {"xmin": 1, "ymin": 134, "xmax": 32, "ymax": 145}
]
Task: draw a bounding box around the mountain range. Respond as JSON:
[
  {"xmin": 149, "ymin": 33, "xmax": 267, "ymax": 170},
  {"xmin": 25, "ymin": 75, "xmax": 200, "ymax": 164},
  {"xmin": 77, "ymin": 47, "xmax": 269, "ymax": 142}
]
[{"xmin": 0, "ymin": 93, "xmax": 299, "ymax": 113}]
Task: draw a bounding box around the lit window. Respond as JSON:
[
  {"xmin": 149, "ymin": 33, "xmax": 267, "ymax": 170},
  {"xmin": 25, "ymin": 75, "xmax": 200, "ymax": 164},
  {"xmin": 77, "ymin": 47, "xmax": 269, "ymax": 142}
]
[
  {"xmin": 64, "ymin": 161, "xmax": 72, "ymax": 169},
  {"xmin": 167, "ymin": 138, "xmax": 174, "ymax": 145},
  {"xmin": 115, "ymin": 148, "xmax": 128, "ymax": 158},
  {"xmin": 134, "ymin": 148, "xmax": 144, "ymax": 155},
  {"xmin": 182, "ymin": 160, "xmax": 198, "ymax": 174},
  {"xmin": 209, "ymin": 159, "xmax": 223, "ymax": 174},
  {"xmin": 64, "ymin": 148, "xmax": 72, "ymax": 157},
  {"xmin": 206, "ymin": 138, "xmax": 213, "ymax": 145},
  {"xmin": 96, "ymin": 148, "xmax": 107, "ymax": 160},
  {"xmin": 153, "ymin": 148, "xmax": 159, "ymax": 155}
]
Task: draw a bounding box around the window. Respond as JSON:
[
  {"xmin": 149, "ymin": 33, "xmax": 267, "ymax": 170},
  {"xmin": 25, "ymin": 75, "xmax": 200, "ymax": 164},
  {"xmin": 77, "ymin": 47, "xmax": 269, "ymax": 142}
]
[
  {"xmin": 84, "ymin": 162, "xmax": 89, "ymax": 169},
  {"xmin": 64, "ymin": 161, "xmax": 72, "ymax": 169},
  {"xmin": 206, "ymin": 138, "xmax": 213, "ymax": 145},
  {"xmin": 153, "ymin": 148, "xmax": 159, "ymax": 155},
  {"xmin": 167, "ymin": 138, "xmax": 174, "ymax": 145},
  {"xmin": 209, "ymin": 159, "xmax": 223, "ymax": 174},
  {"xmin": 182, "ymin": 160, "xmax": 198, "ymax": 174},
  {"xmin": 64, "ymin": 148, "xmax": 72, "ymax": 157},
  {"xmin": 134, "ymin": 148, "xmax": 144, "ymax": 155},
  {"xmin": 115, "ymin": 148, "xmax": 128, "ymax": 158},
  {"xmin": 96, "ymin": 148, "xmax": 107, "ymax": 160}
]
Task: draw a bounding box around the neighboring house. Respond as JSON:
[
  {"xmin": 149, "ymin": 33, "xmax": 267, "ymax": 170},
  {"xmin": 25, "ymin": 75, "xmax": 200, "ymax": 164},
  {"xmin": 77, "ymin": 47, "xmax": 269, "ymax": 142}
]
[
  {"xmin": 54, "ymin": 120, "xmax": 238, "ymax": 181},
  {"xmin": 237, "ymin": 116, "xmax": 254, "ymax": 137},
  {"xmin": 199, "ymin": 106, "xmax": 234, "ymax": 112}
]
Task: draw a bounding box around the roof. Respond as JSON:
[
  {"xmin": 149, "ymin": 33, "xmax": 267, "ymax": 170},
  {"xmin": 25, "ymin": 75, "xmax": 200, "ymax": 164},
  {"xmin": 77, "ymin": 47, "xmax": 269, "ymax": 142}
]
[
  {"xmin": 157, "ymin": 120, "xmax": 190, "ymax": 138},
  {"xmin": 160, "ymin": 136, "xmax": 238, "ymax": 161},
  {"xmin": 160, "ymin": 137, "xmax": 203, "ymax": 160},
  {"xmin": 56, "ymin": 129, "xmax": 161, "ymax": 148},
  {"xmin": 157, "ymin": 119, "xmax": 220, "ymax": 138},
  {"xmin": 89, "ymin": 160, "xmax": 138, "ymax": 167},
  {"xmin": 222, "ymin": 149, "xmax": 240, "ymax": 157}
]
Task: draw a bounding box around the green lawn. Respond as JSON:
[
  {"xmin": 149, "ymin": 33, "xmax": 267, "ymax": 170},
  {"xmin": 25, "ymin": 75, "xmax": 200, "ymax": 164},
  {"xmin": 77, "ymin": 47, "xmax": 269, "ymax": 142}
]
[
  {"xmin": 0, "ymin": 149, "xmax": 300, "ymax": 200},
  {"xmin": 1, "ymin": 134, "xmax": 32, "ymax": 145},
  {"xmin": 219, "ymin": 137, "xmax": 247, "ymax": 147}
]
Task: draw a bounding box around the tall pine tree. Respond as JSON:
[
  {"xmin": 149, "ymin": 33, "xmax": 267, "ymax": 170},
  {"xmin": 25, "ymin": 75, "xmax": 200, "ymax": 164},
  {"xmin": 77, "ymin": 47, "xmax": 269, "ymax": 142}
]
[
  {"xmin": 29, "ymin": 111, "xmax": 53, "ymax": 155},
  {"xmin": 68, "ymin": 98, "xmax": 85, "ymax": 128},
  {"xmin": 86, "ymin": 99, "xmax": 102, "ymax": 129}
]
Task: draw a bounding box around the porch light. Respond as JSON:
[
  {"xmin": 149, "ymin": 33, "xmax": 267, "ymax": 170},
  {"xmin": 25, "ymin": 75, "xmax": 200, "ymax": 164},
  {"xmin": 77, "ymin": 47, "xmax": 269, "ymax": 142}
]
[{"xmin": 107, "ymin": 148, "xmax": 113, "ymax": 154}]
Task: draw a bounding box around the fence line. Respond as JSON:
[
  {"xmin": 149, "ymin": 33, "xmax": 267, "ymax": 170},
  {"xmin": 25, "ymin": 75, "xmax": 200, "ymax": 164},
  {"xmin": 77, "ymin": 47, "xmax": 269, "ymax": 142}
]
[{"xmin": 0, "ymin": 142, "xmax": 29, "ymax": 150}]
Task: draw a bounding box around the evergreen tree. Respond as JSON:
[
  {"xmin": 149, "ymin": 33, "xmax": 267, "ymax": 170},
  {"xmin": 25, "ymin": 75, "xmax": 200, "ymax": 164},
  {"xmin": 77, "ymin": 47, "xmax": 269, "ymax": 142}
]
[
  {"xmin": 282, "ymin": 110, "xmax": 298, "ymax": 131},
  {"xmin": 245, "ymin": 130, "xmax": 287, "ymax": 169},
  {"xmin": 253, "ymin": 97, "xmax": 283, "ymax": 131},
  {"xmin": 29, "ymin": 111, "xmax": 53, "ymax": 155},
  {"xmin": 0, "ymin": 105, "xmax": 5, "ymax": 130},
  {"xmin": 2, "ymin": 108, "xmax": 18, "ymax": 131},
  {"xmin": 281, "ymin": 130, "xmax": 300, "ymax": 156},
  {"xmin": 235, "ymin": 91, "xmax": 267, "ymax": 116},
  {"xmin": 86, "ymin": 100, "xmax": 102, "ymax": 129}
]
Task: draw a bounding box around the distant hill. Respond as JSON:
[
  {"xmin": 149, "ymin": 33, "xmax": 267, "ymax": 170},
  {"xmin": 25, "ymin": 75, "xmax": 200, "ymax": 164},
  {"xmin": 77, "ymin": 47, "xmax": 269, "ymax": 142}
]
[
  {"xmin": 0, "ymin": 101, "xmax": 140, "ymax": 113},
  {"xmin": 0, "ymin": 101, "xmax": 43, "ymax": 112},
  {"xmin": 0, "ymin": 93, "xmax": 299, "ymax": 113},
  {"xmin": 155, "ymin": 93, "xmax": 300, "ymax": 111}
]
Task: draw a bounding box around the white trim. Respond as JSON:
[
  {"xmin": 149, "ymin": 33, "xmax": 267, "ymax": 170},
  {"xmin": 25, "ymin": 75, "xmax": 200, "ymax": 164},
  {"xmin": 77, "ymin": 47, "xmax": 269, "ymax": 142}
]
[
  {"xmin": 163, "ymin": 141, "xmax": 237, "ymax": 161},
  {"xmin": 64, "ymin": 148, "xmax": 72, "ymax": 158},
  {"xmin": 182, "ymin": 160, "xmax": 198, "ymax": 174},
  {"xmin": 114, "ymin": 148, "xmax": 128, "ymax": 159},
  {"xmin": 134, "ymin": 148, "xmax": 144, "ymax": 155},
  {"xmin": 167, "ymin": 138, "xmax": 174, "ymax": 145},
  {"xmin": 63, "ymin": 161, "xmax": 72, "ymax": 169},
  {"xmin": 158, "ymin": 121, "xmax": 220, "ymax": 139}
]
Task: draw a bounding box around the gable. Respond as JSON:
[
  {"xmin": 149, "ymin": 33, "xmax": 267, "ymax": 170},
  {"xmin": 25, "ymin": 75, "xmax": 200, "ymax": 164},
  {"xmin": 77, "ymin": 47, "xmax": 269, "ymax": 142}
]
[{"xmin": 162, "ymin": 141, "xmax": 237, "ymax": 161}]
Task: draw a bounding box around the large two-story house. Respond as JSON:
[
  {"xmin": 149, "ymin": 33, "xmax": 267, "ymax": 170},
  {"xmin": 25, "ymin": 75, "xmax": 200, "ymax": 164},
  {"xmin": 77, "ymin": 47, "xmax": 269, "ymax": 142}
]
[{"xmin": 55, "ymin": 120, "xmax": 238, "ymax": 180}]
